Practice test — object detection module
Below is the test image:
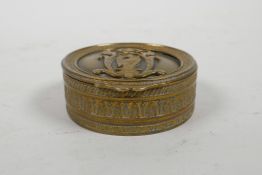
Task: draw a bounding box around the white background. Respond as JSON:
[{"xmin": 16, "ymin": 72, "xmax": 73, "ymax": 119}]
[{"xmin": 0, "ymin": 0, "xmax": 262, "ymax": 174}]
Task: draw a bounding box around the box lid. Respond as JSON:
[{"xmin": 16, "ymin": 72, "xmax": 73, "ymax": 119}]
[{"xmin": 62, "ymin": 43, "xmax": 197, "ymax": 92}]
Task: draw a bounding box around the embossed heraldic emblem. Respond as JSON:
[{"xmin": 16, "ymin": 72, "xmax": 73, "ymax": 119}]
[{"xmin": 93, "ymin": 48, "xmax": 166, "ymax": 78}]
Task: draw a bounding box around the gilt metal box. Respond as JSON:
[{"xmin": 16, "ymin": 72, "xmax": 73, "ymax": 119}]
[{"xmin": 62, "ymin": 43, "xmax": 197, "ymax": 135}]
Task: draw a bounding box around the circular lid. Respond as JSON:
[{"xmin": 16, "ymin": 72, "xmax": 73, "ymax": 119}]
[{"xmin": 62, "ymin": 43, "xmax": 197, "ymax": 92}]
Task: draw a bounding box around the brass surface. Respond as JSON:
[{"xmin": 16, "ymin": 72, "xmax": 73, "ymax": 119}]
[{"xmin": 62, "ymin": 43, "xmax": 197, "ymax": 135}]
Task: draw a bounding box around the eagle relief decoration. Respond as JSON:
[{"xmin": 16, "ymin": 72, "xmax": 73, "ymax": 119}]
[{"xmin": 93, "ymin": 48, "xmax": 166, "ymax": 79}]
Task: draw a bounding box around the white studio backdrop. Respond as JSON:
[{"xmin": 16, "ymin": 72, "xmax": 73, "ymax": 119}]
[{"xmin": 0, "ymin": 0, "xmax": 262, "ymax": 175}]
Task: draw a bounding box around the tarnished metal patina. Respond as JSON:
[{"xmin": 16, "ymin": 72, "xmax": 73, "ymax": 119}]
[{"xmin": 62, "ymin": 43, "xmax": 197, "ymax": 135}]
